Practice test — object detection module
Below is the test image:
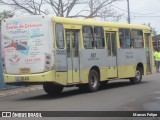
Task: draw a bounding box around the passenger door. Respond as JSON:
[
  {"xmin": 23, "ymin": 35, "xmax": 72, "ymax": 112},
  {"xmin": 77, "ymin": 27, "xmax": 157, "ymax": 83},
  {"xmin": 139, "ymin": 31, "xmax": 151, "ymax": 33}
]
[
  {"xmin": 106, "ymin": 32, "xmax": 118, "ymax": 78},
  {"xmin": 144, "ymin": 33, "xmax": 152, "ymax": 74},
  {"xmin": 65, "ymin": 30, "xmax": 80, "ymax": 84}
]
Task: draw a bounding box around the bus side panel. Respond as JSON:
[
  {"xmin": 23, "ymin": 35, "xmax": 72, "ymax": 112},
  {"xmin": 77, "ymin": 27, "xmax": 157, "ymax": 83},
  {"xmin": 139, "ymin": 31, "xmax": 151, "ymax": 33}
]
[
  {"xmin": 81, "ymin": 68, "xmax": 108, "ymax": 84},
  {"xmin": 79, "ymin": 49, "xmax": 109, "ymax": 83},
  {"xmin": 117, "ymin": 48, "xmax": 146, "ymax": 78},
  {"xmin": 81, "ymin": 69, "xmax": 90, "ymax": 84},
  {"xmin": 118, "ymin": 65, "xmax": 136, "ymax": 78},
  {"xmin": 55, "ymin": 72, "xmax": 67, "ymax": 85},
  {"xmin": 100, "ymin": 68, "xmax": 108, "ymax": 81}
]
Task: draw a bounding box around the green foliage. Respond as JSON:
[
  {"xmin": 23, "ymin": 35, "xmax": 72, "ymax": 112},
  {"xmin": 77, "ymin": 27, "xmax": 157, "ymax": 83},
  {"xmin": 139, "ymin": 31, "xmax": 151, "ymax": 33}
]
[{"xmin": 0, "ymin": 10, "xmax": 14, "ymax": 27}]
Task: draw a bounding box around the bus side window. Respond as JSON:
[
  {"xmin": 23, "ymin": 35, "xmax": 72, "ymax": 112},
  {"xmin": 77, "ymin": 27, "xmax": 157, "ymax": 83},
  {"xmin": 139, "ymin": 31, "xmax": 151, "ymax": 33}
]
[
  {"xmin": 119, "ymin": 29, "xmax": 131, "ymax": 48},
  {"xmin": 106, "ymin": 33, "xmax": 111, "ymax": 56},
  {"xmin": 56, "ymin": 23, "xmax": 64, "ymax": 49},
  {"xmin": 82, "ymin": 26, "xmax": 94, "ymax": 49},
  {"xmin": 131, "ymin": 29, "xmax": 144, "ymax": 48},
  {"xmin": 94, "ymin": 27, "xmax": 105, "ymax": 49}
]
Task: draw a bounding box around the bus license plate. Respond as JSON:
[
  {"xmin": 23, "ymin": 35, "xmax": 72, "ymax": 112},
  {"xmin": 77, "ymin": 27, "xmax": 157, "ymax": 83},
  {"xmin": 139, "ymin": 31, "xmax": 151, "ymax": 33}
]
[
  {"xmin": 15, "ymin": 76, "xmax": 29, "ymax": 81},
  {"xmin": 19, "ymin": 68, "xmax": 31, "ymax": 74}
]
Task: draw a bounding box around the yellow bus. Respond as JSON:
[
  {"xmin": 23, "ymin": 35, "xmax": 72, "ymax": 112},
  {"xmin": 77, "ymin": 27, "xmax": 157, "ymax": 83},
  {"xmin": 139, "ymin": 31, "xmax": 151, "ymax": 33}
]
[{"xmin": 1, "ymin": 15, "xmax": 154, "ymax": 95}]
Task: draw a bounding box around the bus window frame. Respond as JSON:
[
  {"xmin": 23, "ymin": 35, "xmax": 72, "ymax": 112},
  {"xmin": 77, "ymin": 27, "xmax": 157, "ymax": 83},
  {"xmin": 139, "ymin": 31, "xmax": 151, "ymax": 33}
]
[
  {"xmin": 82, "ymin": 26, "xmax": 94, "ymax": 49},
  {"xmin": 55, "ymin": 23, "xmax": 65, "ymax": 49},
  {"xmin": 131, "ymin": 29, "xmax": 144, "ymax": 48},
  {"xmin": 94, "ymin": 26, "xmax": 105, "ymax": 49},
  {"xmin": 119, "ymin": 28, "xmax": 132, "ymax": 49}
]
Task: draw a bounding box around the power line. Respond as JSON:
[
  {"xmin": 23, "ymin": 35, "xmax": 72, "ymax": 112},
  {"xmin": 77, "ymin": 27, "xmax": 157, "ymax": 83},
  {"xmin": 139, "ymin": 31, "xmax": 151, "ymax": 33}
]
[
  {"xmin": 134, "ymin": 16, "xmax": 160, "ymax": 18},
  {"xmin": 111, "ymin": 4, "xmax": 160, "ymax": 15}
]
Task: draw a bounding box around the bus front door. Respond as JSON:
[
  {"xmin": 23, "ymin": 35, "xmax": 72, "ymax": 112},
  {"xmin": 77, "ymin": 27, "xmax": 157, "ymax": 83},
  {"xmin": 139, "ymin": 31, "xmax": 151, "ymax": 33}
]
[
  {"xmin": 66, "ymin": 30, "xmax": 80, "ymax": 84},
  {"xmin": 106, "ymin": 32, "xmax": 118, "ymax": 78},
  {"xmin": 144, "ymin": 33, "xmax": 152, "ymax": 74}
]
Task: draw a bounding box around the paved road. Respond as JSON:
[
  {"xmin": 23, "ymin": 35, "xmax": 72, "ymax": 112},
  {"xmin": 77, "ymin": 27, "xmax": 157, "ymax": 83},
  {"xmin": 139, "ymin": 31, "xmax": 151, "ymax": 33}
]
[{"xmin": 0, "ymin": 73, "xmax": 160, "ymax": 120}]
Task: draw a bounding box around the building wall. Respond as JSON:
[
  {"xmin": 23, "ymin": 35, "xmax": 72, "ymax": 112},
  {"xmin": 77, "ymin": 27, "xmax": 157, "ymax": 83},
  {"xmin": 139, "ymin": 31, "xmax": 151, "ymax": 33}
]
[
  {"xmin": 0, "ymin": 31, "xmax": 6, "ymax": 89},
  {"xmin": 152, "ymin": 35, "xmax": 160, "ymax": 50},
  {"xmin": 0, "ymin": 31, "xmax": 13, "ymax": 89}
]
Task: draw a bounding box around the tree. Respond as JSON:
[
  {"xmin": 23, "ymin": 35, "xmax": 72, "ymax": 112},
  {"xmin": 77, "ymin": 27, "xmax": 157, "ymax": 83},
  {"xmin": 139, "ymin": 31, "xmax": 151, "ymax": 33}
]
[
  {"xmin": 0, "ymin": 10, "xmax": 14, "ymax": 27},
  {"xmin": 0, "ymin": 0, "xmax": 122, "ymax": 21},
  {"xmin": 152, "ymin": 28, "xmax": 157, "ymax": 36},
  {"xmin": 143, "ymin": 23, "xmax": 157, "ymax": 36},
  {"xmin": 85, "ymin": 0, "xmax": 122, "ymax": 21}
]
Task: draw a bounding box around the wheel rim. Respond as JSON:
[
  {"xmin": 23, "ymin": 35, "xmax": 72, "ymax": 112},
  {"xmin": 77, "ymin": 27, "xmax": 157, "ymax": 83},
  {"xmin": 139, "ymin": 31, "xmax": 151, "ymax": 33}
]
[
  {"xmin": 90, "ymin": 75, "xmax": 97, "ymax": 88},
  {"xmin": 135, "ymin": 70, "xmax": 141, "ymax": 81}
]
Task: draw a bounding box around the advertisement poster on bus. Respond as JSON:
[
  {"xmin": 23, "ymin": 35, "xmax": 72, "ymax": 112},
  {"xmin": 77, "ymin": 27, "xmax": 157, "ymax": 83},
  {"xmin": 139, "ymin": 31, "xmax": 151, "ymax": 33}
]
[{"xmin": 1, "ymin": 17, "xmax": 51, "ymax": 74}]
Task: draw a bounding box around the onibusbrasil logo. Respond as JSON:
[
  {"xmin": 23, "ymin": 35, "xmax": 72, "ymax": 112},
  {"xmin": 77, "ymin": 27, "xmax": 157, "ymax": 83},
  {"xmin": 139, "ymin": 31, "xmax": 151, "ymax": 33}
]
[{"xmin": 2, "ymin": 112, "xmax": 42, "ymax": 118}]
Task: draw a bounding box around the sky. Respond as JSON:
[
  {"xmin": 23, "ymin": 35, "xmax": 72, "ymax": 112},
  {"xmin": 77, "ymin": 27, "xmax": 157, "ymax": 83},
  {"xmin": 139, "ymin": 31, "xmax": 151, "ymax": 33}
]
[
  {"xmin": 113, "ymin": 0, "xmax": 160, "ymax": 34},
  {"xmin": 1, "ymin": 0, "xmax": 160, "ymax": 34}
]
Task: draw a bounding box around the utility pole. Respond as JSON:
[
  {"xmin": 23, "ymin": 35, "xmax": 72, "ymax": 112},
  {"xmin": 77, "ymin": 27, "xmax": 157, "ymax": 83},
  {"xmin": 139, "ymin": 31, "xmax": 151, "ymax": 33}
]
[
  {"xmin": 89, "ymin": 0, "xmax": 93, "ymax": 17},
  {"xmin": 127, "ymin": 0, "xmax": 130, "ymax": 24}
]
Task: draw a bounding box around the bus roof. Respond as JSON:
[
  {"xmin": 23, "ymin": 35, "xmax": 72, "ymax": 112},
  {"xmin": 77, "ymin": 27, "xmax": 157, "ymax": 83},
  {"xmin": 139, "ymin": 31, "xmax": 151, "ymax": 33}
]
[
  {"xmin": 1, "ymin": 15, "xmax": 151, "ymax": 30},
  {"xmin": 53, "ymin": 16, "xmax": 151, "ymax": 30}
]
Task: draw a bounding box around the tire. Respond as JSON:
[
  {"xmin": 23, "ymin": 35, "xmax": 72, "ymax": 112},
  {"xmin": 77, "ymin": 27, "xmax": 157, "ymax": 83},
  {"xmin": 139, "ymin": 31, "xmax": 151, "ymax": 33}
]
[
  {"xmin": 87, "ymin": 69, "xmax": 100, "ymax": 92},
  {"xmin": 43, "ymin": 82, "xmax": 63, "ymax": 95},
  {"xmin": 79, "ymin": 69, "xmax": 100, "ymax": 92},
  {"xmin": 100, "ymin": 81, "xmax": 109, "ymax": 88},
  {"xmin": 130, "ymin": 67, "xmax": 142, "ymax": 84},
  {"xmin": 78, "ymin": 84, "xmax": 88, "ymax": 92}
]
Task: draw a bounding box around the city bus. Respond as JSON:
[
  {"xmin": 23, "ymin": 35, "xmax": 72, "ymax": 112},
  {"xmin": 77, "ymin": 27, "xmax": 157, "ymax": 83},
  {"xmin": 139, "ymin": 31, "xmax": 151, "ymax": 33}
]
[{"xmin": 1, "ymin": 15, "xmax": 154, "ymax": 95}]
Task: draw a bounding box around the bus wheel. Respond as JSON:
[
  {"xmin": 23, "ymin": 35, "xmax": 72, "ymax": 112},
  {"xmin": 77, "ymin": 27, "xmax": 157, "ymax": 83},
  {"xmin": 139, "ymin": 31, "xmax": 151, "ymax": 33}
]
[
  {"xmin": 78, "ymin": 69, "xmax": 100, "ymax": 92},
  {"xmin": 43, "ymin": 82, "xmax": 63, "ymax": 95},
  {"xmin": 88, "ymin": 69, "xmax": 100, "ymax": 92},
  {"xmin": 100, "ymin": 81, "xmax": 109, "ymax": 88},
  {"xmin": 130, "ymin": 67, "xmax": 142, "ymax": 84}
]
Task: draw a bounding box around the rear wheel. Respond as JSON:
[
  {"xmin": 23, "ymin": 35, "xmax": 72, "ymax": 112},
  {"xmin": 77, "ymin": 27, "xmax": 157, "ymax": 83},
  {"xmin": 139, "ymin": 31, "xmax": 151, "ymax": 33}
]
[
  {"xmin": 43, "ymin": 82, "xmax": 63, "ymax": 95},
  {"xmin": 79, "ymin": 69, "xmax": 100, "ymax": 92},
  {"xmin": 100, "ymin": 81, "xmax": 109, "ymax": 88},
  {"xmin": 130, "ymin": 67, "xmax": 142, "ymax": 84}
]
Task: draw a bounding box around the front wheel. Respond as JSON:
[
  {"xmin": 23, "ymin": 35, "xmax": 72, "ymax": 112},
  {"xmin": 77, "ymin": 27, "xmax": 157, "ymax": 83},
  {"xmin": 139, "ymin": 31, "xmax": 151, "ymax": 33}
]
[
  {"xmin": 130, "ymin": 67, "xmax": 142, "ymax": 84},
  {"xmin": 43, "ymin": 82, "xmax": 63, "ymax": 95}
]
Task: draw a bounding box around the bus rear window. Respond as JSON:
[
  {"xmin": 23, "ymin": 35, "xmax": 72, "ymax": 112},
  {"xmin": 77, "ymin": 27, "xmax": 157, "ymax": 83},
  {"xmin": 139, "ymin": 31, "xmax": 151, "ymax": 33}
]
[{"xmin": 56, "ymin": 23, "xmax": 64, "ymax": 49}]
